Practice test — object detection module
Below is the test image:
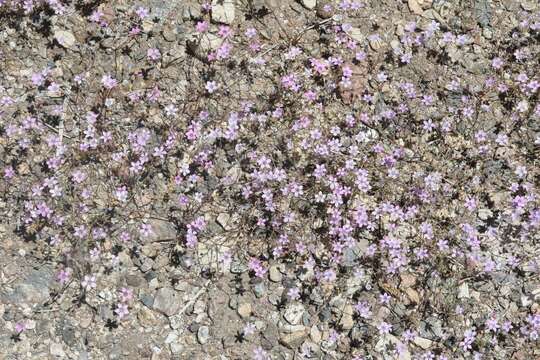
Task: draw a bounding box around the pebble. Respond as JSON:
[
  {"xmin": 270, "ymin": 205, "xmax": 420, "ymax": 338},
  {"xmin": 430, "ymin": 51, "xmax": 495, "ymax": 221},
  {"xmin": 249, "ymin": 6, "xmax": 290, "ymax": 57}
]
[
  {"xmin": 316, "ymin": 0, "xmax": 332, "ymax": 18},
  {"xmin": 193, "ymin": 299, "xmax": 206, "ymax": 315},
  {"xmin": 414, "ymin": 336, "xmax": 434, "ymax": 349},
  {"xmin": 212, "ymin": 0, "xmax": 236, "ymax": 24},
  {"xmin": 188, "ymin": 33, "xmax": 222, "ymax": 62},
  {"xmin": 269, "ymin": 265, "xmax": 283, "ymax": 282},
  {"xmin": 283, "ymin": 303, "xmax": 305, "ymax": 325},
  {"xmin": 54, "ymin": 30, "xmax": 76, "ymax": 48},
  {"xmin": 346, "ymin": 27, "xmax": 364, "ymax": 43},
  {"xmin": 237, "ymin": 303, "xmax": 252, "ymax": 319},
  {"xmin": 252, "ymin": 282, "xmax": 266, "ymax": 298},
  {"xmin": 458, "ymin": 283, "xmax": 469, "ymax": 299},
  {"xmin": 310, "ymin": 325, "xmax": 322, "ymax": 343},
  {"xmin": 300, "ymin": 0, "xmax": 317, "ymax": 10},
  {"xmin": 50, "ymin": 343, "xmax": 65, "ymax": 357},
  {"xmin": 339, "ymin": 304, "xmax": 354, "ymax": 330},
  {"xmin": 279, "ymin": 326, "xmax": 307, "ymax": 349},
  {"xmin": 153, "ymin": 288, "xmax": 181, "ymax": 316},
  {"xmin": 197, "ymin": 326, "xmax": 210, "ymax": 344},
  {"xmin": 408, "ymin": 0, "xmax": 424, "ymax": 15}
]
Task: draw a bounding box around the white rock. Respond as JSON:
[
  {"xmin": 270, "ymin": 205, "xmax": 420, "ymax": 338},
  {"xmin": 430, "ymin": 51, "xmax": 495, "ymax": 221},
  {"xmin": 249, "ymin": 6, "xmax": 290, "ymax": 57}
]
[
  {"xmin": 408, "ymin": 0, "xmax": 424, "ymax": 15},
  {"xmin": 237, "ymin": 303, "xmax": 252, "ymax": 319},
  {"xmin": 54, "ymin": 30, "xmax": 76, "ymax": 48},
  {"xmin": 414, "ymin": 336, "xmax": 433, "ymax": 349},
  {"xmin": 269, "ymin": 265, "xmax": 283, "ymax": 282},
  {"xmin": 458, "ymin": 283, "xmax": 469, "ymax": 299},
  {"xmin": 197, "ymin": 326, "xmax": 210, "ymax": 344},
  {"xmin": 339, "ymin": 304, "xmax": 354, "ymax": 330},
  {"xmin": 300, "ymin": 0, "xmax": 317, "ymax": 10},
  {"xmin": 212, "ymin": 0, "xmax": 235, "ymax": 24},
  {"xmin": 346, "ymin": 27, "xmax": 364, "ymax": 43},
  {"xmin": 165, "ymin": 332, "xmax": 178, "ymax": 344},
  {"xmin": 284, "ymin": 303, "xmax": 305, "ymax": 325},
  {"xmin": 478, "ymin": 208, "xmax": 492, "ymax": 220},
  {"xmin": 50, "ymin": 343, "xmax": 65, "ymax": 357}
]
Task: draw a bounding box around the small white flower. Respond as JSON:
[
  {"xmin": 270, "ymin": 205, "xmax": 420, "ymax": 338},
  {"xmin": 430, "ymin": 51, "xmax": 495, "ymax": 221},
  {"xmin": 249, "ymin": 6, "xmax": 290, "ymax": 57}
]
[{"xmin": 205, "ymin": 81, "xmax": 218, "ymax": 94}]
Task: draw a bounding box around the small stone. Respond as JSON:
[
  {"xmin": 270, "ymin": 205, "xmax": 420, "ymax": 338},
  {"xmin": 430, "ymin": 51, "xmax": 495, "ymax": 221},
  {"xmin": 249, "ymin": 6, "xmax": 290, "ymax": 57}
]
[
  {"xmin": 414, "ymin": 336, "xmax": 433, "ymax": 350},
  {"xmin": 253, "ymin": 282, "xmax": 266, "ymax": 298},
  {"xmin": 316, "ymin": 0, "xmax": 332, "ymax": 18},
  {"xmin": 193, "ymin": 299, "xmax": 206, "ymax": 315},
  {"xmin": 197, "ymin": 326, "xmax": 210, "ymax": 344},
  {"xmin": 216, "ymin": 213, "xmax": 231, "ymax": 230},
  {"xmin": 54, "ymin": 30, "xmax": 76, "ymax": 48},
  {"xmin": 279, "ymin": 327, "xmax": 307, "ymax": 349},
  {"xmin": 153, "ymin": 288, "xmax": 181, "ymax": 316},
  {"xmin": 269, "ymin": 265, "xmax": 283, "ymax": 282},
  {"xmin": 212, "ymin": 0, "xmax": 235, "ymax": 24},
  {"xmin": 237, "ymin": 303, "xmax": 252, "ymax": 319},
  {"xmin": 188, "ymin": 33, "xmax": 222, "ymax": 62},
  {"xmin": 346, "ymin": 27, "xmax": 364, "ymax": 43},
  {"xmin": 405, "ymin": 288, "xmax": 421, "ymax": 304},
  {"xmin": 369, "ymin": 37, "xmax": 384, "ymax": 51},
  {"xmin": 300, "ymin": 0, "xmax": 317, "ymax": 10},
  {"xmin": 50, "ymin": 342, "xmax": 65, "ymax": 357},
  {"xmin": 478, "ymin": 208, "xmax": 492, "ymax": 221},
  {"xmin": 284, "ymin": 303, "xmax": 305, "ymax": 325},
  {"xmin": 182, "ymin": 2, "xmax": 202, "ymax": 20},
  {"xmin": 310, "ymin": 325, "xmax": 322, "ymax": 343},
  {"xmin": 339, "ymin": 304, "xmax": 354, "ymax": 330},
  {"xmin": 142, "ymin": 19, "xmax": 154, "ymax": 32},
  {"xmin": 408, "ymin": 0, "xmax": 424, "ymax": 15},
  {"xmin": 458, "ymin": 283, "xmax": 469, "ymax": 299},
  {"xmin": 170, "ymin": 342, "xmax": 183, "ymax": 354},
  {"xmin": 521, "ymin": 0, "xmax": 538, "ymax": 11},
  {"xmin": 230, "ymin": 261, "xmax": 248, "ymax": 274}
]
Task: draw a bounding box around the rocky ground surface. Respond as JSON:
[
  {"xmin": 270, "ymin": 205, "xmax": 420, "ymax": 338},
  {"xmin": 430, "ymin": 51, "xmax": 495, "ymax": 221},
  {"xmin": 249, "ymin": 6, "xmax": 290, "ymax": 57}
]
[{"xmin": 0, "ymin": 0, "xmax": 539, "ymax": 359}]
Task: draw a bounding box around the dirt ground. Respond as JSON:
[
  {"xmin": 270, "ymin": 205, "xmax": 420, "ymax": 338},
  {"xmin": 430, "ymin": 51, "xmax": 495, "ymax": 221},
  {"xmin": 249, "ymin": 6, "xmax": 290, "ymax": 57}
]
[{"xmin": 0, "ymin": 0, "xmax": 539, "ymax": 359}]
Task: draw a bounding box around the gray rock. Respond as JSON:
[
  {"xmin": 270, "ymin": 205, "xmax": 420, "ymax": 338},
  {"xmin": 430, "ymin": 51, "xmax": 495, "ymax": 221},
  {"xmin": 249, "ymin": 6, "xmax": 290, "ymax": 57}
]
[
  {"xmin": 193, "ymin": 299, "xmax": 206, "ymax": 315},
  {"xmin": 61, "ymin": 324, "xmax": 76, "ymax": 347},
  {"xmin": 140, "ymin": 293, "xmax": 154, "ymax": 308},
  {"xmin": 197, "ymin": 326, "xmax": 210, "ymax": 344},
  {"xmin": 153, "ymin": 288, "xmax": 181, "ymax": 316},
  {"xmin": 253, "ymin": 282, "xmax": 266, "ymax": 298},
  {"xmin": 350, "ymin": 325, "xmax": 368, "ymax": 343},
  {"xmin": 284, "ymin": 303, "xmax": 305, "ymax": 325},
  {"xmin": 189, "ymin": 322, "xmax": 200, "ymax": 333},
  {"xmin": 230, "ymin": 261, "xmax": 248, "ymax": 274},
  {"xmin": 147, "ymin": 219, "xmax": 177, "ymax": 242},
  {"xmin": 318, "ymin": 307, "xmax": 331, "ymax": 322},
  {"xmin": 474, "ymin": 0, "xmax": 492, "ymax": 28},
  {"xmin": 3, "ymin": 267, "xmax": 53, "ymax": 304},
  {"xmin": 182, "ymin": 1, "xmax": 202, "ymax": 20},
  {"xmin": 302, "ymin": 311, "xmax": 311, "ymax": 327},
  {"xmin": 99, "ymin": 305, "xmax": 113, "ymax": 321},
  {"xmin": 309, "ymin": 288, "xmax": 324, "ymax": 305},
  {"xmin": 301, "ymin": 340, "xmax": 321, "ymax": 357},
  {"xmin": 212, "ymin": 0, "xmax": 236, "ymax": 24}
]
